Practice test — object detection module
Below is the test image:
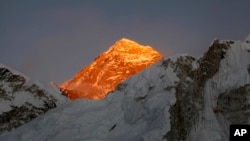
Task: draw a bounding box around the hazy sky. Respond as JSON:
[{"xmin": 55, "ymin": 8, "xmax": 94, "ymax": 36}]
[{"xmin": 1, "ymin": 0, "xmax": 250, "ymax": 84}]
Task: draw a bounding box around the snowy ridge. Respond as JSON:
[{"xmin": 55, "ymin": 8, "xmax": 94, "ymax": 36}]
[
  {"xmin": 0, "ymin": 64, "xmax": 69, "ymax": 134},
  {"xmin": 0, "ymin": 63, "xmax": 30, "ymax": 81},
  {"xmin": 1, "ymin": 38, "xmax": 250, "ymax": 141}
]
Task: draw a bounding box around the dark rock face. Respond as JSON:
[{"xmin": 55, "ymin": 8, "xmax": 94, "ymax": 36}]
[
  {"xmin": 162, "ymin": 56, "xmax": 203, "ymax": 141},
  {"xmin": 0, "ymin": 66, "xmax": 64, "ymax": 134},
  {"xmin": 198, "ymin": 39, "xmax": 230, "ymax": 86},
  {"xmin": 217, "ymin": 84, "xmax": 250, "ymax": 124},
  {"xmin": 163, "ymin": 40, "xmax": 250, "ymax": 141}
]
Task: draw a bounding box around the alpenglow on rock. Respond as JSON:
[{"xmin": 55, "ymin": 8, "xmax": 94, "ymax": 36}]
[{"xmin": 59, "ymin": 38, "xmax": 163, "ymax": 100}]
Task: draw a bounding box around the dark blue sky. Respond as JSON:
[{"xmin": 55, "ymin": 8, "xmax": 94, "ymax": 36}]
[{"xmin": 1, "ymin": 0, "xmax": 250, "ymax": 84}]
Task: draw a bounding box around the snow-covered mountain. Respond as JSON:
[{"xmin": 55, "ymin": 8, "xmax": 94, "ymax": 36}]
[
  {"xmin": 0, "ymin": 64, "xmax": 69, "ymax": 134},
  {"xmin": 59, "ymin": 38, "xmax": 162, "ymax": 100},
  {"xmin": 0, "ymin": 38, "xmax": 250, "ymax": 141}
]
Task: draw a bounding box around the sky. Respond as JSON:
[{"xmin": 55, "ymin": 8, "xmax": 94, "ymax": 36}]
[{"xmin": 1, "ymin": 0, "xmax": 250, "ymax": 84}]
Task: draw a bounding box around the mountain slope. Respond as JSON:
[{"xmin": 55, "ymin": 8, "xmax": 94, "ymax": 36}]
[
  {"xmin": 0, "ymin": 38, "xmax": 250, "ymax": 141},
  {"xmin": 59, "ymin": 38, "xmax": 162, "ymax": 100},
  {"xmin": 0, "ymin": 64, "xmax": 69, "ymax": 134}
]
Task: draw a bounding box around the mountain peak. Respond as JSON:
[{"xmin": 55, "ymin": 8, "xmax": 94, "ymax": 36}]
[
  {"xmin": 117, "ymin": 38, "xmax": 135, "ymax": 43},
  {"xmin": 59, "ymin": 38, "xmax": 162, "ymax": 100},
  {"xmin": 106, "ymin": 38, "xmax": 152, "ymax": 53},
  {"xmin": 116, "ymin": 38, "xmax": 140, "ymax": 45}
]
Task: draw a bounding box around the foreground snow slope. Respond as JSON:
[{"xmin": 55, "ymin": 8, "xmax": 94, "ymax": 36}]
[
  {"xmin": 1, "ymin": 38, "xmax": 250, "ymax": 141},
  {"xmin": 0, "ymin": 59, "xmax": 179, "ymax": 141}
]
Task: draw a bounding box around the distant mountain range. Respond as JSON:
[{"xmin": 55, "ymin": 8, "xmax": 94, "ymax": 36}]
[{"xmin": 0, "ymin": 37, "xmax": 250, "ymax": 141}]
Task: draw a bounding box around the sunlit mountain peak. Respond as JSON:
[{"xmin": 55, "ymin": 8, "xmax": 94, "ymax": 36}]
[
  {"xmin": 59, "ymin": 38, "xmax": 163, "ymax": 100},
  {"xmin": 106, "ymin": 38, "xmax": 152, "ymax": 53}
]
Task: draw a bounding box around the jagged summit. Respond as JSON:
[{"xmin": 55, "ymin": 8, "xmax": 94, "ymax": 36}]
[
  {"xmin": 106, "ymin": 38, "xmax": 151, "ymax": 51},
  {"xmin": 104, "ymin": 38, "xmax": 161, "ymax": 63},
  {"xmin": 59, "ymin": 38, "xmax": 163, "ymax": 100}
]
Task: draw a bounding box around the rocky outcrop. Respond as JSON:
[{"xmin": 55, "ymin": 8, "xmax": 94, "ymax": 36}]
[
  {"xmin": 165, "ymin": 39, "xmax": 250, "ymax": 141},
  {"xmin": 0, "ymin": 65, "xmax": 68, "ymax": 134},
  {"xmin": 162, "ymin": 56, "xmax": 203, "ymax": 140}
]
